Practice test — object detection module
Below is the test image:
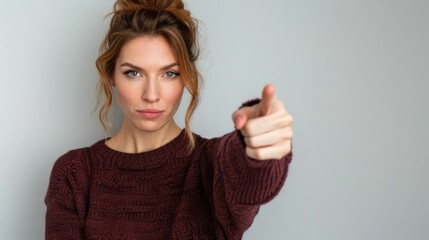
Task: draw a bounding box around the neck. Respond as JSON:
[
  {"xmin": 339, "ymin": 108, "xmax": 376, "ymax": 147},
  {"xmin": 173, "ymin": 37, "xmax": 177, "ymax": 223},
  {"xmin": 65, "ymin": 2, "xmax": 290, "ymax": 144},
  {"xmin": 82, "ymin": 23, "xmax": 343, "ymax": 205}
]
[{"xmin": 106, "ymin": 120, "xmax": 182, "ymax": 153}]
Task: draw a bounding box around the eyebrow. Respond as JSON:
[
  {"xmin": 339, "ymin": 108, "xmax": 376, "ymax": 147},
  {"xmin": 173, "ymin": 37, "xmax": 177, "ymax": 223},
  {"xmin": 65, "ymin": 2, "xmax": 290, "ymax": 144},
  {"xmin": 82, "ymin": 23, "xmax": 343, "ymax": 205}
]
[{"xmin": 120, "ymin": 62, "xmax": 179, "ymax": 71}]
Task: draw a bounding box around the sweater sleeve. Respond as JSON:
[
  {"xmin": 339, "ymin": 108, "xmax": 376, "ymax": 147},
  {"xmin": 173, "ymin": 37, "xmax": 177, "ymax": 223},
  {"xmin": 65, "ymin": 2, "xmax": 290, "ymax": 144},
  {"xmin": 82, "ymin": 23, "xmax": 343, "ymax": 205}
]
[
  {"xmin": 45, "ymin": 150, "xmax": 89, "ymax": 240},
  {"xmin": 202, "ymin": 130, "xmax": 293, "ymax": 238}
]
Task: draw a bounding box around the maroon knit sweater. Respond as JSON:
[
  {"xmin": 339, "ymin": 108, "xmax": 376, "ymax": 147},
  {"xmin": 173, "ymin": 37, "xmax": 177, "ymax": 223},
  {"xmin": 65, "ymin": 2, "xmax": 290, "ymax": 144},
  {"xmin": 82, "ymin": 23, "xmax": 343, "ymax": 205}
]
[{"xmin": 45, "ymin": 130, "xmax": 292, "ymax": 239}]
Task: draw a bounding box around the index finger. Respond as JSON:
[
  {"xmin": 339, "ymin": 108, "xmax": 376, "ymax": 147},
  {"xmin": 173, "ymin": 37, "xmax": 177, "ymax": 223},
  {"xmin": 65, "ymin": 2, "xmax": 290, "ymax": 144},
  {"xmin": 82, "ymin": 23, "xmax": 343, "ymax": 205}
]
[{"xmin": 261, "ymin": 84, "xmax": 277, "ymax": 115}]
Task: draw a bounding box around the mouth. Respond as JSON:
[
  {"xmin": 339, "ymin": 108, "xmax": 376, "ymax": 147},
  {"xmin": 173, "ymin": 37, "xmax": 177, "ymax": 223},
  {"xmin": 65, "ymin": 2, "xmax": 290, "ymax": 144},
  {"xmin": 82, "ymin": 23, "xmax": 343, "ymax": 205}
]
[{"xmin": 136, "ymin": 109, "xmax": 165, "ymax": 120}]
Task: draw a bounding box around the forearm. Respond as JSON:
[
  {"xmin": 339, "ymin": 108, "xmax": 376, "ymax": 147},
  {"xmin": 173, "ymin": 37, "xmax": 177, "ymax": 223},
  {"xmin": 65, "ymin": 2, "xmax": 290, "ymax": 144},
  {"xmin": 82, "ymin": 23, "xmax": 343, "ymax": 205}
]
[{"xmin": 216, "ymin": 130, "xmax": 292, "ymax": 205}]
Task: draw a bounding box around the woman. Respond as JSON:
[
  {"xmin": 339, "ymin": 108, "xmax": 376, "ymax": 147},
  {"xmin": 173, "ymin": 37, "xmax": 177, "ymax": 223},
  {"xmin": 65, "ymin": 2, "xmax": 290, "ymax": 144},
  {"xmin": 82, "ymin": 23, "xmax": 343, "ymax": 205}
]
[{"xmin": 45, "ymin": 0, "xmax": 294, "ymax": 239}]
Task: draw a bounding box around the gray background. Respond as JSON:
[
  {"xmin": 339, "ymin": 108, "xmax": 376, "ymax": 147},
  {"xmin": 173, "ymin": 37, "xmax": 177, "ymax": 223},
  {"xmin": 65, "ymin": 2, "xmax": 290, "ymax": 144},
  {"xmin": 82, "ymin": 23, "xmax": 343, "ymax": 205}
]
[{"xmin": 1, "ymin": 0, "xmax": 428, "ymax": 239}]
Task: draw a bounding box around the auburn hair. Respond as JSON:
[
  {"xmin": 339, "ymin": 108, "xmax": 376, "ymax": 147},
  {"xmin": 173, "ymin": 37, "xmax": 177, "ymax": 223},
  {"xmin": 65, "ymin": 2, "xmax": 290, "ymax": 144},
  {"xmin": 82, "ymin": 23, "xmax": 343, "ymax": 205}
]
[{"xmin": 95, "ymin": 0, "xmax": 201, "ymax": 151}]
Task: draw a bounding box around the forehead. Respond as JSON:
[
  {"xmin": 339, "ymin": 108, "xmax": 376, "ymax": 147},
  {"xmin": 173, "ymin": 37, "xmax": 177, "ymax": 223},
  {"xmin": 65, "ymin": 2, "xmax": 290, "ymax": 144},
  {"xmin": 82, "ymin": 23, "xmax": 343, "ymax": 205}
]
[{"xmin": 117, "ymin": 35, "xmax": 177, "ymax": 66}]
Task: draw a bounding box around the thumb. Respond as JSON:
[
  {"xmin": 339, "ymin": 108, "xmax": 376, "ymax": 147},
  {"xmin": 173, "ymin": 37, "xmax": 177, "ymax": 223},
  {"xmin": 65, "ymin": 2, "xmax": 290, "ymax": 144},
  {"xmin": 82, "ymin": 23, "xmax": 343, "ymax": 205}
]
[{"xmin": 232, "ymin": 106, "xmax": 258, "ymax": 130}]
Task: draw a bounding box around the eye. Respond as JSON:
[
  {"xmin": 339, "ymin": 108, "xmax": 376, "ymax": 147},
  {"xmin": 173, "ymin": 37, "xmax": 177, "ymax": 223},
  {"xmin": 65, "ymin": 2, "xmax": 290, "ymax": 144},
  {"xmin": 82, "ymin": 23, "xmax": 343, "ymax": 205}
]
[
  {"xmin": 124, "ymin": 70, "xmax": 141, "ymax": 78},
  {"xmin": 163, "ymin": 71, "xmax": 180, "ymax": 79}
]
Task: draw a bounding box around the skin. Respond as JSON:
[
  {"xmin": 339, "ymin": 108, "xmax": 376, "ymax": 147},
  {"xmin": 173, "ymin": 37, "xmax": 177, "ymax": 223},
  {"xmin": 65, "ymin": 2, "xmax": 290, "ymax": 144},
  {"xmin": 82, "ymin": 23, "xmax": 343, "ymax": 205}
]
[
  {"xmin": 233, "ymin": 84, "xmax": 294, "ymax": 160},
  {"xmin": 106, "ymin": 35, "xmax": 184, "ymax": 153},
  {"xmin": 106, "ymin": 35, "xmax": 294, "ymax": 159}
]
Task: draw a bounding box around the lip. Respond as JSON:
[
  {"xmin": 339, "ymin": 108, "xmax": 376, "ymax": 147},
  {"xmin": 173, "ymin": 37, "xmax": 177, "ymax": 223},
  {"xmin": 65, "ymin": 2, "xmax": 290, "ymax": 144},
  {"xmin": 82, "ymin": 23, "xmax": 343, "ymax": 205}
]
[{"xmin": 136, "ymin": 109, "xmax": 165, "ymax": 120}]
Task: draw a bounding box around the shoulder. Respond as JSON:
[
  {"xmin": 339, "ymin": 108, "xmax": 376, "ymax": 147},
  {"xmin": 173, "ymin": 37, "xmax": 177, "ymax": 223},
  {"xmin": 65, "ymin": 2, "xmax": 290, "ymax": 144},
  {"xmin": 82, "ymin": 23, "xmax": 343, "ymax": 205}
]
[
  {"xmin": 52, "ymin": 148, "xmax": 86, "ymax": 170},
  {"xmin": 49, "ymin": 141, "xmax": 99, "ymax": 181},
  {"xmin": 192, "ymin": 132, "xmax": 221, "ymax": 149},
  {"xmin": 192, "ymin": 131, "xmax": 244, "ymax": 154},
  {"xmin": 46, "ymin": 142, "xmax": 100, "ymax": 201}
]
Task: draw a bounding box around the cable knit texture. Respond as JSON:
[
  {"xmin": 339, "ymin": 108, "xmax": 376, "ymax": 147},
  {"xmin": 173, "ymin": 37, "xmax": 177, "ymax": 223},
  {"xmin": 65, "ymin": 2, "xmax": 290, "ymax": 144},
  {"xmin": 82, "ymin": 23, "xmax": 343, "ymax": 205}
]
[{"xmin": 45, "ymin": 129, "xmax": 292, "ymax": 240}]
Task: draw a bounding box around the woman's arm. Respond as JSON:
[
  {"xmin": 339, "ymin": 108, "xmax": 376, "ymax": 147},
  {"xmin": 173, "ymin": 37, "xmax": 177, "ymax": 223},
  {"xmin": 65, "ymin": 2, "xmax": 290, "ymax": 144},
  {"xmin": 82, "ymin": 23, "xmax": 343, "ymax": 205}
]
[
  {"xmin": 45, "ymin": 150, "xmax": 88, "ymax": 240},
  {"xmin": 201, "ymin": 84, "xmax": 294, "ymax": 238}
]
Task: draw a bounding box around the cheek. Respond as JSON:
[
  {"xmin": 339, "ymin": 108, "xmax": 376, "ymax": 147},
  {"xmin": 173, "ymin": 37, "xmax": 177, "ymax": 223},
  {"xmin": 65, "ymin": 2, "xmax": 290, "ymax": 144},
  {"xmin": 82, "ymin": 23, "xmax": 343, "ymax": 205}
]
[
  {"xmin": 166, "ymin": 84, "xmax": 185, "ymax": 107},
  {"xmin": 116, "ymin": 84, "xmax": 140, "ymax": 109}
]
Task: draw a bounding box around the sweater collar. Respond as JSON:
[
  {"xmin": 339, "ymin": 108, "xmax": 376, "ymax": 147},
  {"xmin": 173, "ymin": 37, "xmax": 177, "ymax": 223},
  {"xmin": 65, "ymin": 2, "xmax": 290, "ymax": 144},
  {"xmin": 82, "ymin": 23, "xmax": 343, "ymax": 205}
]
[{"xmin": 91, "ymin": 129, "xmax": 188, "ymax": 170}]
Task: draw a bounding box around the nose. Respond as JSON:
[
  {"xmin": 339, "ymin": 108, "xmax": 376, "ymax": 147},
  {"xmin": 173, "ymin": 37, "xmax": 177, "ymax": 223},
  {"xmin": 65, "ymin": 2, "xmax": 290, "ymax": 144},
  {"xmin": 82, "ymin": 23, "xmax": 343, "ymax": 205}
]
[{"xmin": 142, "ymin": 78, "xmax": 160, "ymax": 103}]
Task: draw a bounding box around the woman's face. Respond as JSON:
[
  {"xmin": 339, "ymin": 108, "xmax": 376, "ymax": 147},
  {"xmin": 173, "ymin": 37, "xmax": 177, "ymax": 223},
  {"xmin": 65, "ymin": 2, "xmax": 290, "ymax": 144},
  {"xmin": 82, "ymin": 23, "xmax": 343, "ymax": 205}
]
[{"xmin": 113, "ymin": 35, "xmax": 185, "ymax": 133}]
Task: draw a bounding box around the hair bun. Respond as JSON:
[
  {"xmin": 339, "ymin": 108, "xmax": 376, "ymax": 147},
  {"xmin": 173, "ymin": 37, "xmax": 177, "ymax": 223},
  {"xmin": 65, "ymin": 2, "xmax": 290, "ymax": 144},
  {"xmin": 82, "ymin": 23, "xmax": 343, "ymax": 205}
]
[{"xmin": 115, "ymin": 0, "xmax": 184, "ymax": 12}]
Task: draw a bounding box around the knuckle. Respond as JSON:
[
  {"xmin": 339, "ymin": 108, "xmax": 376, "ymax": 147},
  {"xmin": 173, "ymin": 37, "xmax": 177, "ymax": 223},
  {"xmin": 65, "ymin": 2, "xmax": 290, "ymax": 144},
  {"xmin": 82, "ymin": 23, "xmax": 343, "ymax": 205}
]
[
  {"xmin": 283, "ymin": 143, "xmax": 292, "ymax": 155},
  {"xmin": 288, "ymin": 114, "xmax": 294, "ymax": 124},
  {"xmin": 279, "ymin": 131, "xmax": 288, "ymax": 141},
  {"xmin": 276, "ymin": 127, "xmax": 291, "ymax": 140},
  {"xmin": 248, "ymin": 148, "xmax": 263, "ymax": 160},
  {"xmin": 245, "ymin": 147, "xmax": 256, "ymax": 159},
  {"xmin": 277, "ymin": 101, "xmax": 285, "ymax": 110},
  {"xmin": 243, "ymin": 122, "xmax": 256, "ymax": 136},
  {"xmin": 245, "ymin": 137, "xmax": 257, "ymax": 148},
  {"xmin": 282, "ymin": 129, "xmax": 293, "ymax": 141},
  {"xmin": 283, "ymin": 114, "xmax": 293, "ymax": 125},
  {"xmin": 274, "ymin": 147, "xmax": 285, "ymax": 160},
  {"xmin": 278, "ymin": 114, "xmax": 292, "ymax": 127},
  {"xmin": 254, "ymin": 150, "xmax": 264, "ymax": 160}
]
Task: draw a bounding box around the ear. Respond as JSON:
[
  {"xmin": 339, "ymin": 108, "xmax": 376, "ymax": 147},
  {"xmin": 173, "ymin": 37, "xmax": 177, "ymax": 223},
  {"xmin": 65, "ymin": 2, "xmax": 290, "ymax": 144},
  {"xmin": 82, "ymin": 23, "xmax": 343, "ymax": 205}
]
[{"xmin": 110, "ymin": 78, "xmax": 116, "ymax": 87}]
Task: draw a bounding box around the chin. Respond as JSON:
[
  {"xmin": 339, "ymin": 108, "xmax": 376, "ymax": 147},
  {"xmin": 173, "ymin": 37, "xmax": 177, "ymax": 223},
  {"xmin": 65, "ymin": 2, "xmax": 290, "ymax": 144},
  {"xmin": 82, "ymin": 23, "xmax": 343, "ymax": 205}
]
[{"xmin": 135, "ymin": 121, "xmax": 170, "ymax": 133}]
